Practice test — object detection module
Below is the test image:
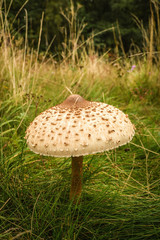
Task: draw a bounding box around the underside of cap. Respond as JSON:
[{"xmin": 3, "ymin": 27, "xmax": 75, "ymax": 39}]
[{"xmin": 25, "ymin": 95, "xmax": 135, "ymax": 157}]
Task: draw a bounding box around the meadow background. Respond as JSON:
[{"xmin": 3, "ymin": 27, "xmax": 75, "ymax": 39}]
[{"xmin": 0, "ymin": 0, "xmax": 160, "ymax": 239}]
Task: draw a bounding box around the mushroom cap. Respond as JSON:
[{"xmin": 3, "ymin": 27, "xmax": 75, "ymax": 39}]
[{"xmin": 25, "ymin": 94, "xmax": 135, "ymax": 157}]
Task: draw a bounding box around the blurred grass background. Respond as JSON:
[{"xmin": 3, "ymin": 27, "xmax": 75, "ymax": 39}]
[{"xmin": 0, "ymin": 1, "xmax": 160, "ymax": 239}]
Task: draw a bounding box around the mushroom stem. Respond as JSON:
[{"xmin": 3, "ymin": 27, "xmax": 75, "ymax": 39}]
[{"xmin": 70, "ymin": 156, "xmax": 83, "ymax": 202}]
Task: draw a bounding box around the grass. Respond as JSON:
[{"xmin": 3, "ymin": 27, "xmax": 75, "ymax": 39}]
[{"xmin": 0, "ymin": 1, "xmax": 160, "ymax": 239}]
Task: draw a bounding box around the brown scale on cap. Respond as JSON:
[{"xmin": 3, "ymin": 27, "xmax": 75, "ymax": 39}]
[
  {"xmin": 108, "ymin": 130, "xmax": 115, "ymax": 134},
  {"xmin": 56, "ymin": 118, "xmax": 62, "ymax": 121},
  {"xmin": 96, "ymin": 137, "xmax": 102, "ymax": 141},
  {"xmin": 51, "ymin": 122, "xmax": 56, "ymax": 126}
]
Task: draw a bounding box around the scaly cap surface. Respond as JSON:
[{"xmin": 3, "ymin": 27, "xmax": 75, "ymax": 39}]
[{"xmin": 25, "ymin": 94, "xmax": 135, "ymax": 157}]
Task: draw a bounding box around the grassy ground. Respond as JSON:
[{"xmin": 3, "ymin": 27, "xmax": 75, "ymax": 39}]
[{"xmin": 0, "ymin": 4, "xmax": 160, "ymax": 240}]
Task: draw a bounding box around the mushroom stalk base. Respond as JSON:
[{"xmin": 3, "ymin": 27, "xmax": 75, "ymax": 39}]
[{"xmin": 70, "ymin": 156, "xmax": 83, "ymax": 202}]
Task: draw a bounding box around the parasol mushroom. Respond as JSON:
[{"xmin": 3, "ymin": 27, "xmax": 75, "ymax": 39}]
[{"xmin": 25, "ymin": 94, "xmax": 135, "ymax": 202}]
